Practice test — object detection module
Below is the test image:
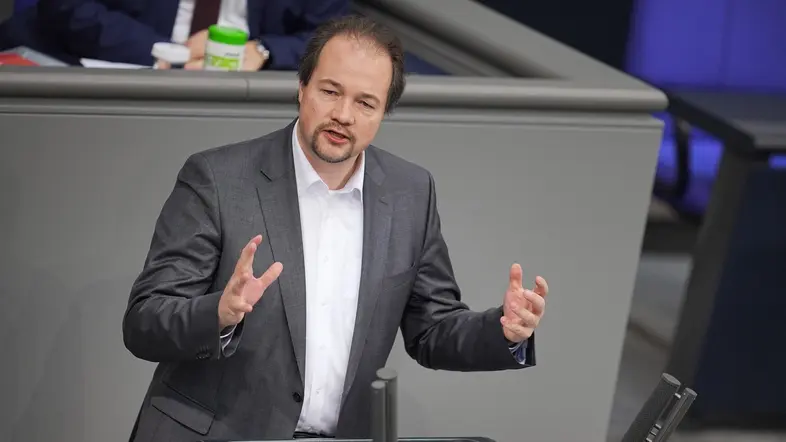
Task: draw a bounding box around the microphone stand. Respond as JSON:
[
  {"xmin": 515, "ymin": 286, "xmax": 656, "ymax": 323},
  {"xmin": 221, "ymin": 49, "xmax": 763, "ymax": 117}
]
[{"xmin": 371, "ymin": 368, "xmax": 399, "ymax": 442}]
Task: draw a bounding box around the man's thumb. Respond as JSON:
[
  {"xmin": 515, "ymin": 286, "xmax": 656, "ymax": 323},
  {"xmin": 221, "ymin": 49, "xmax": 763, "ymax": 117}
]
[{"xmin": 509, "ymin": 263, "xmax": 523, "ymax": 288}]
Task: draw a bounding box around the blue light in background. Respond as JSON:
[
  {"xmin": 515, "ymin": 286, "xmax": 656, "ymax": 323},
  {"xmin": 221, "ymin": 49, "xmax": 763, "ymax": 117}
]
[{"xmin": 626, "ymin": 0, "xmax": 786, "ymax": 215}]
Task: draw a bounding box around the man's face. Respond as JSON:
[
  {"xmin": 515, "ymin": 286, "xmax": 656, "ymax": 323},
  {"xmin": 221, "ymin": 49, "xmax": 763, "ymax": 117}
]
[{"xmin": 297, "ymin": 35, "xmax": 392, "ymax": 164}]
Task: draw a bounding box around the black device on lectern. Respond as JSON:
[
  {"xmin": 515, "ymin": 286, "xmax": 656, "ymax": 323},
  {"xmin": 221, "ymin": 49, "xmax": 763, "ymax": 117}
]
[{"xmin": 621, "ymin": 373, "xmax": 698, "ymax": 442}]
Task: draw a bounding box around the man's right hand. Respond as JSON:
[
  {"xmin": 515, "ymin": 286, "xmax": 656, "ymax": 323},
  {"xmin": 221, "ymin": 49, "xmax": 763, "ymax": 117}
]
[{"xmin": 218, "ymin": 235, "xmax": 283, "ymax": 330}]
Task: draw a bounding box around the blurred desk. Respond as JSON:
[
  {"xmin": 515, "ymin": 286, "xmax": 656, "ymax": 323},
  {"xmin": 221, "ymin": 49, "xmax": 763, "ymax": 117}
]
[
  {"xmin": 665, "ymin": 89, "xmax": 786, "ymax": 428},
  {"xmin": 668, "ymin": 90, "xmax": 786, "ymax": 152},
  {"xmin": 0, "ymin": 46, "xmax": 67, "ymax": 66}
]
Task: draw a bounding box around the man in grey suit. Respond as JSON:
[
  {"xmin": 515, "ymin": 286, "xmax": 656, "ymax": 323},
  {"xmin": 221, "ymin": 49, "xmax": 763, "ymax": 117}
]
[{"xmin": 123, "ymin": 14, "xmax": 549, "ymax": 442}]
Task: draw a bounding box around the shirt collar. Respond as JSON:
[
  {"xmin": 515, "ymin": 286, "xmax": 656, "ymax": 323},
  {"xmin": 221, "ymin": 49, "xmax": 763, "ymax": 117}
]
[{"xmin": 292, "ymin": 119, "xmax": 365, "ymax": 197}]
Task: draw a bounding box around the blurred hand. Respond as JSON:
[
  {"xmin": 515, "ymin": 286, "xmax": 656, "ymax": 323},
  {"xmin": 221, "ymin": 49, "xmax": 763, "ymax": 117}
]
[
  {"xmin": 186, "ymin": 29, "xmax": 209, "ymax": 60},
  {"xmin": 500, "ymin": 263, "xmax": 548, "ymax": 343},
  {"xmin": 242, "ymin": 42, "xmax": 266, "ymax": 71},
  {"xmin": 184, "ymin": 59, "xmax": 204, "ymax": 70},
  {"xmin": 218, "ymin": 235, "xmax": 283, "ymax": 329}
]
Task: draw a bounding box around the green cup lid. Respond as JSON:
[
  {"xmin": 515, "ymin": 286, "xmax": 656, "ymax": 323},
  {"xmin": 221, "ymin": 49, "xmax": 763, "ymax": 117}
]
[{"xmin": 208, "ymin": 25, "xmax": 248, "ymax": 46}]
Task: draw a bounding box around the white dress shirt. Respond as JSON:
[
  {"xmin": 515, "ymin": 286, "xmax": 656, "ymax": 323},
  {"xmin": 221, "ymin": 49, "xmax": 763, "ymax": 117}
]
[
  {"xmin": 170, "ymin": 0, "xmax": 249, "ymax": 44},
  {"xmin": 292, "ymin": 121, "xmax": 365, "ymax": 435},
  {"xmin": 219, "ymin": 122, "xmax": 364, "ymax": 434}
]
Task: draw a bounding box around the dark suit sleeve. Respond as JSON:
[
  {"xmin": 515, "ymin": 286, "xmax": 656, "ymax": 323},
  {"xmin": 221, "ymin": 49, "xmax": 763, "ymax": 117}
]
[
  {"xmin": 257, "ymin": 0, "xmax": 349, "ymax": 70},
  {"xmin": 37, "ymin": 0, "xmax": 168, "ymax": 65},
  {"xmin": 400, "ymin": 172, "xmax": 536, "ymax": 371},
  {"xmin": 123, "ymin": 153, "xmax": 240, "ymax": 363}
]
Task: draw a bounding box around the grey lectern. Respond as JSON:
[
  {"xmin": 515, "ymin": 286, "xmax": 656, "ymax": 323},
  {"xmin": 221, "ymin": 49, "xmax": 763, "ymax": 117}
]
[
  {"xmin": 0, "ymin": 1, "xmax": 667, "ymax": 441},
  {"xmin": 199, "ymin": 367, "xmax": 494, "ymax": 442}
]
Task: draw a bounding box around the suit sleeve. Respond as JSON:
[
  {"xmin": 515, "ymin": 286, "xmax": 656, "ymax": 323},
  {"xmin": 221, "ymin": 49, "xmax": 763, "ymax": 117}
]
[
  {"xmin": 37, "ymin": 0, "xmax": 168, "ymax": 65},
  {"xmin": 122, "ymin": 153, "xmax": 243, "ymax": 363},
  {"xmin": 257, "ymin": 0, "xmax": 349, "ymax": 70},
  {"xmin": 400, "ymin": 172, "xmax": 536, "ymax": 371}
]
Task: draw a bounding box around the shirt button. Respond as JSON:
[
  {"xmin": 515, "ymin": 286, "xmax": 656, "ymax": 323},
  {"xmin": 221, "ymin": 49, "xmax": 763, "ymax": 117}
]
[{"xmin": 293, "ymin": 392, "xmax": 303, "ymax": 403}]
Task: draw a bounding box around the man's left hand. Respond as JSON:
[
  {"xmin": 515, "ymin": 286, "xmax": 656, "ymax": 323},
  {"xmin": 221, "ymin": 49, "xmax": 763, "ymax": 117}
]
[
  {"xmin": 500, "ymin": 263, "xmax": 548, "ymax": 343},
  {"xmin": 184, "ymin": 41, "xmax": 266, "ymax": 71}
]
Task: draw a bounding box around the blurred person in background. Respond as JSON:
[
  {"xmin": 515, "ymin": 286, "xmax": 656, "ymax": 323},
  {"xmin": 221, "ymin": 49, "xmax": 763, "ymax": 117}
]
[{"xmin": 0, "ymin": 0, "xmax": 348, "ymax": 69}]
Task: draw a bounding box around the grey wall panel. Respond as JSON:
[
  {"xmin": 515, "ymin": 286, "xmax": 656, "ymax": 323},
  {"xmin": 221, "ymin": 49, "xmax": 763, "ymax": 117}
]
[{"xmin": 0, "ymin": 104, "xmax": 662, "ymax": 442}]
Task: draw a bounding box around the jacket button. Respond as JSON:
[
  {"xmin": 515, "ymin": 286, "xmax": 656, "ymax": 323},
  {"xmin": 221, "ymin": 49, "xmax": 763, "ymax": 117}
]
[{"xmin": 292, "ymin": 392, "xmax": 303, "ymax": 403}]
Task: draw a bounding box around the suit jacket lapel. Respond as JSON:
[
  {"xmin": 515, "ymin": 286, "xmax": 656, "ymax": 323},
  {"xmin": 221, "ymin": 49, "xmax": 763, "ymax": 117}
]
[
  {"xmin": 254, "ymin": 122, "xmax": 307, "ymax": 385},
  {"xmin": 343, "ymin": 149, "xmax": 391, "ymax": 397}
]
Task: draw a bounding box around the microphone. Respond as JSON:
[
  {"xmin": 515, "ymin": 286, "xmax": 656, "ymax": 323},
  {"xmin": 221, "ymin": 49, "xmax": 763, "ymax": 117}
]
[
  {"xmin": 371, "ymin": 367, "xmax": 399, "ymax": 442},
  {"xmin": 371, "ymin": 380, "xmax": 388, "ymax": 442}
]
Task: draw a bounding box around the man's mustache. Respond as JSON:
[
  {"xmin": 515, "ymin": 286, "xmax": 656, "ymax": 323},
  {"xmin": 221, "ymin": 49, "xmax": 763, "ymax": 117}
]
[{"xmin": 316, "ymin": 123, "xmax": 354, "ymax": 142}]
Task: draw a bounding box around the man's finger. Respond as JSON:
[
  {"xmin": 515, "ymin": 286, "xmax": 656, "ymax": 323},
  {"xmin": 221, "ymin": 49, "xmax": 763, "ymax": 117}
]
[
  {"xmin": 534, "ymin": 276, "xmax": 548, "ymax": 298},
  {"xmin": 510, "ymin": 302, "xmax": 539, "ymax": 328},
  {"xmin": 229, "ymin": 296, "xmax": 252, "ymax": 315},
  {"xmin": 242, "ymin": 261, "xmax": 284, "ymax": 306},
  {"xmin": 258, "ymin": 262, "xmax": 284, "ymax": 290},
  {"xmin": 521, "ymin": 289, "xmax": 545, "ymax": 315},
  {"xmin": 235, "ymin": 235, "xmax": 263, "ymax": 273},
  {"xmin": 501, "ymin": 316, "xmax": 533, "ymax": 341},
  {"xmin": 509, "ymin": 263, "xmax": 523, "ymax": 290},
  {"xmin": 510, "ymin": 288, "xmax": 533, "ymax": 311}
]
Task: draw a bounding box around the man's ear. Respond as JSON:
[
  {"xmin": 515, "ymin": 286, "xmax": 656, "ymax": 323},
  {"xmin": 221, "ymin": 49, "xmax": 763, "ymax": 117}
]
[{"xmin": 297, "ymin": 83, "xmax": 304, "ymax": 106}]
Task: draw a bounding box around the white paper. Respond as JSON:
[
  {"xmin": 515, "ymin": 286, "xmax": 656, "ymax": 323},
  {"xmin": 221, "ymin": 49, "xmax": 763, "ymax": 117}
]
[{"xmin": 80, "ymin": 58, "xmax": 149, "ymax": 69}]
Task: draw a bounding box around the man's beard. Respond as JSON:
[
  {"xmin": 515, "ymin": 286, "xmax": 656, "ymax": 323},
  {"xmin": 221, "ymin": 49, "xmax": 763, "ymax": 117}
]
[{"xmin": 310, "ymin": 126, "xmax": 355, "ymax": 164}]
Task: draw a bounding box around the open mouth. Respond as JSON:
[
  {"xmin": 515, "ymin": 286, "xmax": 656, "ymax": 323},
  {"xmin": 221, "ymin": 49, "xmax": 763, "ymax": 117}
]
[{"xmin": 323, "ymin": 129, "xmax": 350, "ymax": 143}]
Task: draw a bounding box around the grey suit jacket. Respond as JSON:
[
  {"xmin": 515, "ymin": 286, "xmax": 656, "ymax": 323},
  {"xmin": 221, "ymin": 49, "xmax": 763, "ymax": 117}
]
[{"xmin": 123, "ymin": 120, "xmax": 536, "ymax": 442}]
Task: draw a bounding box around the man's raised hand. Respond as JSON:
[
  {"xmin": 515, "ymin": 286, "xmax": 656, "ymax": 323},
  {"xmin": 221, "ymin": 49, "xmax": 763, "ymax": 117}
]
[
  {"xmin": 500, "ymin": 263, "xmax": 548, "ymax": 343},
  {"xmin": 218, "ymin": 235, "xmax": 283, "ymax": 329}
]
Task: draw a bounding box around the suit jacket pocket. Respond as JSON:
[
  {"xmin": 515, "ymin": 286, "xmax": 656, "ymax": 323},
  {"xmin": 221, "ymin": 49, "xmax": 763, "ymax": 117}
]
[
  {"xmin": 382, "ymin": 265, "xmax": 418, "ymax": 291},
  {"xmin": 151, "ymin": 383, "xmax": 215, "ymax": 436}
]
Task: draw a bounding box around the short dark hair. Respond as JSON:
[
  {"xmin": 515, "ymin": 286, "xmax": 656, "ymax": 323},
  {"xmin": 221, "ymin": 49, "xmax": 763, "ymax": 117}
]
[{"xmin": 297, "ymin": 15, "xmax": 406, "ymax": 113}]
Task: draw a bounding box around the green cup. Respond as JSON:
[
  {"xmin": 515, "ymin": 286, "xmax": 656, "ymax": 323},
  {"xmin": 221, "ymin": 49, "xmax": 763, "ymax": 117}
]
[{"xmin": 204, "ymin": 25, "xmax": 248, "ymax": 71}]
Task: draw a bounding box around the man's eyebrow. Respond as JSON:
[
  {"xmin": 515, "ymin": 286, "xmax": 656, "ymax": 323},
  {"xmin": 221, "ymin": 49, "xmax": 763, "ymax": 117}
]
[
  {"xmin": 318, "ymin": 79, "xmax": 342, "ymax": 89},
  {"xmin": 358, "ymin": 92, "xmax": 381, "ymax": 104}
]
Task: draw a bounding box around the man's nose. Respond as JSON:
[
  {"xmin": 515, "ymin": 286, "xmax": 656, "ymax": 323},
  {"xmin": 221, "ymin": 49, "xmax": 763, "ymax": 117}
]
[{"xmin": 330, "ymin": 98, "xmax": 354, "ymax": 125}]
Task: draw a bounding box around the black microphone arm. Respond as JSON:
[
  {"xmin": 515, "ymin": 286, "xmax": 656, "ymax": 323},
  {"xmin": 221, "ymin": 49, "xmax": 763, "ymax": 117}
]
[{"xmin": 621, "ymin": 372, "xmax": 699, "ymax": 442}]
